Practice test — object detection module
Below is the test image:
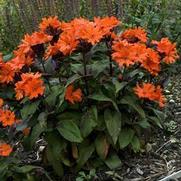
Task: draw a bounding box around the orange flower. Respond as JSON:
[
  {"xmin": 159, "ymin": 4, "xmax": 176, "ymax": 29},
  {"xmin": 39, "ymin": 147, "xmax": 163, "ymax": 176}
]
[
  {"xmin": 45, "ymin": 44, "xmax": 60, "ymax": 59},
  {"xmin": 121, "ymin": 27, "xmax": 147, "ymax": 43},
  {"xmin": 112, "ymin": 40, "xmax": 135, "ymax": 67},
  {"xmin": 130, "ymin": 43, "xmax": 148, "ymax": 62},
  {"xmin": 14, "ymin": 43, "xmax": 35, "ymax": 59},
  {"xmin": 134, "ymin": 83, "xmax": 165, "ymax": 107},
  {"xmin": 140, "ymin": 48, "xmax": 160, "ymax": 76},
  {"xmin": 14, "ymin": 44, "xmax": 32, "ymax": 57},
  {"xmin": 112, "ymin": 40, "xmax": 161, "ymax": 75},
  {"xmin": 15, "ymin": 73, "xmax": 45, "ymax": 100},
  {"xmin": 78, "ymin": 23, "xmax": 104, "ymax": 45},
  {"xmin": 22, "ymin": 32, "xmax": 53, "ymax": 47},
  {"xmin": 153, "ymin": 85, "xmax": 165, "ymax": 108},
  {"xmin": 61, "ymin": 18, "xmax": 90, "ymax": 33},
  {"xmin": 154, "ymin": 38, "xmax": 179, "ymax": 64},
  {"xmin": 62, "ymin": 18, "xmax": 105, "ymax": 45},
  {"xmin": 65, "ymin": 85, "xmax": 83, "ymax": 104},
  {"xmin": 56, "ymin": 31, "xmax": 78, "ymax": 55},
  {"xmin": 94, "ymin": 16, "xmax": 120, "ymax": 36},
  {"xmin": 112, "ymin": 41, "xmax": 147, "ymax": 67},
  {"xmin": 22, "ymin": 127, "xmax": 31, "ymax": 136},
  {"xmin": 17, "ymin": 32, "xmax": 52, "ymax": 57},
  {"xmin": 39, "ymin": 16, "xmax": 61, "ymax": 33},
  {"xmin": 0, "ymin": 109, "xmax": 16, "ymax": 127},
  {"xmin": 0, "ymin": 98, "xmax": 3, "ymax": 107},
  {"xmin": 7, "ymin": 55, "xmax": 33, "ymax": 72},
  {"xmin": 0, "ymin": 61, "xmax": 15, "ymax": 84},
  {"xmin": 0, "ymin": 143, "xmax": 12, "ymax": 157},
  {"xmin": 134, "ymin": 83, "xmax": 155, "ymax": 98}
]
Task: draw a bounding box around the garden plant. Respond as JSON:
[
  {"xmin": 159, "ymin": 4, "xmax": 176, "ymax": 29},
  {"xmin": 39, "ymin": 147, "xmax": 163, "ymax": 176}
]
[{"xmin": 0, "ymin": 16, "xmax": 179, "ymax": 180}]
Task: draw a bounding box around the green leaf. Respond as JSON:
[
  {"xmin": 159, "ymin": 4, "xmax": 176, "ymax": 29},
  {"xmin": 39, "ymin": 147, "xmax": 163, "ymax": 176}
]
[
  {"xmin": 14, "ymin": 165, "xmax": 38, "ymax": 173},
  {"xmin": 137, "ymin": 119, "xmax": 150, "ymax": 128},
  {"xmin": 0, "ymin": 86, "xmax": 14, "ymax": 99},
  {"xmin": 71, "ymin": 63, "xmax": 83, "ymax": 74},
  {"xmin": 3, "ymin": 53, "xmax": 13, "ymax": 62},
  {"xmin": 44, "ymin": 58, "xmax": 56, "ymax": 73},
  {"xmin": 57, "ymin": 90, "xmax": 66, "ymax": 109},
  {"xmin": 76, "ymin": 142, "xmax": 95, "ymax": 171},
  {"xmin": 45, "ymin": 85, "xmax": 64, "ymax": 107},
  {"xmin": 152, "ymin": 108, "xmax": 165, "ymax": 120},
  {"xmin": 104, "ymin": 152, "xmax": 122, "ymax": 169},
  {"xmin": 30, "ymin": 115, "xmax": 47, "ymax": 146},
  {"xmin": 21, "ymin": 101, "xmax": 40, "ymax": 120},
  {"xmin": 46, "ymin": 145, "xmax": 64, "ymax": 177},
  {"xmin": 95, "ymin": 114, "xmax": 106, "ymax": 131},
  {"xmin": 57, "ymin": 112, "xmax": 81, "ymax": 123},
  {"xmin": 148, "ymin": 116, "xmax": 162, "ymax": 128},
  {"xmin": 89, "ymin": 92, "xmax": 119, "ymax": 112},
  {"xmin": 95, "ymin": 134, "xmax": 109, "ymax": 160},
  {"xmin": 57, "ymin": 120, "xmax": 83, "ymax": 143},
  {"xmin": 65, "ymin": 74, "xmax": 81, "ymax": 87},
  {"xmin": 104, "ymin": 109, "xmax": 121, "ymax": 144},
  {"xmin": 113, "ymin": 80, "xmax": 127, "ymax": 94},
  {"xmin": 150, "ymin": 108, "xmax": 164, "ymax": 128},
  {"xmin": 37, "ymin": 112, "xmax": 48, "ymax": 122},
  {"xmin": 45, "ymin": 131, "xmax": 66, "ymax": 158},
  {"xmin": 60, "ymin": 152, "xmax": 72, "ymax": 167},
  {"xmin": 91, "ymin": 59, "xmax": 109, "ymax": 77},
  {"xmin": 46, "ymin": 132, "xmax": 69, "ymax": 167},
  {"xmin": 45, "ymin": 132, "xmax": 66, "ymax": 174},
  {"xmin": 120, "ymin": 96, "xmax": 145, "ymax": 118},
  {"xmin": 80, "ymin": 106, "xmax": 98, "ymax": 137},
  {"xmin": 119, "ymin": 128, "xmax": 135, "ymax": 149},
  {"xmin": 131, "ymin": 135, "xmax": 141, "ymax": 153}
]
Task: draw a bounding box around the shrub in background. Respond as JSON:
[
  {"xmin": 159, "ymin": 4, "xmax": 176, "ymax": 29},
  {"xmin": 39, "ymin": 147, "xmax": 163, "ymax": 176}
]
[
  {"xmin": 0, "ymin": 16, "xmax": 179, "ymax": 179},
  {"xmin": 123, "ymin": 0, "xmax": 181, "ymax": 50}
]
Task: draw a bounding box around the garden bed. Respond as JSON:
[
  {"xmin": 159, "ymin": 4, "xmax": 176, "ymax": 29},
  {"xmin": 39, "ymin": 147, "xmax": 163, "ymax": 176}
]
[
  {"xmin": 59, "ymin": 73, "xmax": 181, "ymax": 181},
  {"xmin": 21, "ymin": 73, "xmax": 181, "ymax": 181},
  {"xmin": 99, "ymin": 73, "xmax": 181, "ymax": 181},
  {"xmin": 0, "ymin": 15, "xmax": 180, "ymax": 181}
]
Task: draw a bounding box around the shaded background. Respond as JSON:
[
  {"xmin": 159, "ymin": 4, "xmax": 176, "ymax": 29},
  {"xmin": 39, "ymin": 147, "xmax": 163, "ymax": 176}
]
[{"xmin": 0, "ymin": 0, "xmax": 180, "ymax": 53}]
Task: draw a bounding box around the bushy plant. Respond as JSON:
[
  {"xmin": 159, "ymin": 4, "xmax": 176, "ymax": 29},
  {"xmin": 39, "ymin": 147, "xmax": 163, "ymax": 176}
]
[{"xmin": 0, "ymin": 16, "xmax": 179, "ymax": 179}]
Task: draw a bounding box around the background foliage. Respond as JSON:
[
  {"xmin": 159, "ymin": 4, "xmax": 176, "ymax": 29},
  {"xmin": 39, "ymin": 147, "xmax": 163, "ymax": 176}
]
[{"xmin": 0, "ymin": 0, "xmax": 180, "ymax": 54}]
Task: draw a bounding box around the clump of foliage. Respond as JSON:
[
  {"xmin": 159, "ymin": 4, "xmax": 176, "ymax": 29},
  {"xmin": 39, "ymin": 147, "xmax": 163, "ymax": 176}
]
[
  {"xmin": 123, "ymin": 0, "xmax": 181, "ymax": 50},
  {"xmin": 0, "ymin": 16, "xmax": 179, "ymax": 179}
]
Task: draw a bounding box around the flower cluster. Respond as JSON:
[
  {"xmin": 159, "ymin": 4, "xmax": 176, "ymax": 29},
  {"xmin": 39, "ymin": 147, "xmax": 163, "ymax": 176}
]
[
  {"xmin": 0, "ymin": 98, "xmax": 16, "ymax": 157},
  {"xmin": 112, "ymin": 27, "xmax": 178, "ymax": 76},
  {"xmin": 0, "ymin": 143, "xmax": 12, "ymax": 157},
  {"xmin": 0, "ymin": 99, "xmax": 17, "ymax": 127},
  {"xmin": 0, "ymin": 16, "xmax": 179, "ymax": 165},
  {"xmin": 134, "ymin": 83, "xmax": 165, "ymax": 107},
  {"xmin": 0, "ymin": 54, "xmax": 15, "ymax": 83},
  {"xmin": 15, "ymin": 73, "xmax": 45, "ymax": 100},
  {"xmin": 65, "ymin": 85, "xmax": 83, "ymax": 104}
]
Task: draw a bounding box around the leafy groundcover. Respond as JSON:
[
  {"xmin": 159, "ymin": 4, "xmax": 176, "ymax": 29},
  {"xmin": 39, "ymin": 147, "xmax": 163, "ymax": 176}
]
[{"xmin": 0, "ymin": 16, "xmax": 179, "ymax": 180}]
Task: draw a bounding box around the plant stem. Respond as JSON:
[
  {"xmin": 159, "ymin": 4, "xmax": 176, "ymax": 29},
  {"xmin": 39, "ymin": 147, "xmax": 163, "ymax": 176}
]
[
  {"xmin": 106, "ymin": 41, "xmax": 113, "ymax": 76},
  {"xmin": 40, "ymin": 58, "xmax": 52, "ymax": 91},
  {"xmin": 35, "ymin": 167, "xmax": 54, "ymax": 181},
  {"xmin": 109, "ymin": 54, "xmax": 113, "ymax": 76},
  {"xmin": 82, "ymin": 52, "xmax": 89, "ymax": 96}
]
